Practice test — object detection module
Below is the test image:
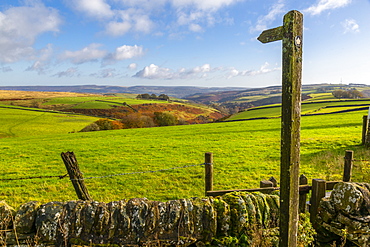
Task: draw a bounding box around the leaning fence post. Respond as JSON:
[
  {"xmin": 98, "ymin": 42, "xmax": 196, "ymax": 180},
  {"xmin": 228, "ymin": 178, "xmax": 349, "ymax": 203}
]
[
  {"xmin": 310, "ymin": 179, "xmax": 326, "ymax": 227},
  {"xmin": 205, "ymin": 152, "xmax": 213, "ymax": 195},
  {"xmin": 299, "ymin": 174, "xmax": 308, "ymax": 213},
  {"xmin": 362, "ymin": 115, "xmax": 368, "ymax": 145},
  {"xmin": 343, "ymin": 150, "xmax": 353, "ymax": 182},
  {"xmin": 61, "ymin": 151, "xmax": 92, "ymax": 201}
]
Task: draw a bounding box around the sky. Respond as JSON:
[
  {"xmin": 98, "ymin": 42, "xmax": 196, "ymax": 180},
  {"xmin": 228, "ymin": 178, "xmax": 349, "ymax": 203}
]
[{"xmin": 1, "ymin": 0, "xmax": 370, "ymax": 88}]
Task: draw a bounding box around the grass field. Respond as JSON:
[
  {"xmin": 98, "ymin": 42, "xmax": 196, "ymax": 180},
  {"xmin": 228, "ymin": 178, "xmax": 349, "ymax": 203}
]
[
  {"xmin": 228, "ymin": 99, "xmax": 370, "ymax": 120},
  {"xmin": 1, "ymin": 108, "xmax": 369, "ymax": 209},
  {"xmin": 0, "ymin": 105, "xmax": 100, "ymax": 138}
]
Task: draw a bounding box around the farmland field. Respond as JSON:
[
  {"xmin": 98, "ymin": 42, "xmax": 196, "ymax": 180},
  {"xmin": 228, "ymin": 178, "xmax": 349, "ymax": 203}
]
[
  {"xmin": 1, "ymin": 107, "xmax": 369, "ymax": 209},
  {"xmin": 0, "ymin": 105, "xmax": 100, "ymax": 138},
  {"xmin": 228, "ymin": 99, "xmax": 370, "ymax": 120}
]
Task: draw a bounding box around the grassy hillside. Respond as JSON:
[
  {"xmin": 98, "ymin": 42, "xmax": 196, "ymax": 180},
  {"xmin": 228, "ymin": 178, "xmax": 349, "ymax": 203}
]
[
  {"xmin": 228, "ymin": 99, "xmax": 370, "ymax": 121},
  {"xmin": 0, "ymin": 104, "xmax": 100, "ymax": 138},
  {"xmin": 0, "ymin": 90, "xmax": 223, "ymax": 124},
  {"xmin": 1, "ymin": 108, "xmax": 368, "ymax": 209}
]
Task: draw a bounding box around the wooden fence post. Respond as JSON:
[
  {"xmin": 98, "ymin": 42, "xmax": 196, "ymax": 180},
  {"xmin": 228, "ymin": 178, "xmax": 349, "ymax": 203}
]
[
  {"xmin": 362, "ymin": 115, "xmax": 368, "ymax": 145},
  {"xmin": 205, "ymin": 152, "xmax": 213, "ymax": 195},
  {"xmin": 343, "ymin": 150, "xmax": 353, "ymax": 182},
  {"xmin": 299, "ymin": 174, "xmax": 308, "ymax": 213},
  {"xmin": 310, "ymin": 179, "xmax": 326, "ymax": 227},
  {"xmin": 258, "ymin": 10, "xmax": 303, "ymax": 247},
  {"xmin": 61, "ymin": 151, "xmax": 92, "ymax": 201}
]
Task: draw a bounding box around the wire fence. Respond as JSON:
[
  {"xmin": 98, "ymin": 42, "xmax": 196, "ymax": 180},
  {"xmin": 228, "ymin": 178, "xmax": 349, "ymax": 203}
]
[{"xmin": 0, "ymin": 163, "xmax": 208, "ymax": 181}]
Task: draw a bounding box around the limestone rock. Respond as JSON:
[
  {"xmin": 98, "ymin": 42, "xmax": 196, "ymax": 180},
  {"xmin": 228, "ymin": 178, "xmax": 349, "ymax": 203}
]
[
  {"xmin": 330, "ymin": 182, "xmax": 364, "ymax": 215},
  {"xmin": 0, "ymin": 201, "xmax": 14, "ymax": 230},
  {"xmin": 14, "ymin": 201, "xmax": 41, "ymax": 234},
  {"xmin": 35, "ymin": 201, "xmax": 65, "ymax": 242},
  {"xmin": 318, "ymin": 182, "xmax": 370, "ymax": 246}
]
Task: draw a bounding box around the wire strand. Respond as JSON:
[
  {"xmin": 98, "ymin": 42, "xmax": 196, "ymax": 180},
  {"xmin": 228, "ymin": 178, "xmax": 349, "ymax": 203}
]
[{"xmin": 71, "ymin": 163, "xmax": 206, "ymax": 180}]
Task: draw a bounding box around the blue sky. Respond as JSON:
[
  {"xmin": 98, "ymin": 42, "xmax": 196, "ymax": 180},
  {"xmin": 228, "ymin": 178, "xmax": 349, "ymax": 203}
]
[{"xmin": 1, "ymin": 0, "xmax": 369, "ymax": 88}]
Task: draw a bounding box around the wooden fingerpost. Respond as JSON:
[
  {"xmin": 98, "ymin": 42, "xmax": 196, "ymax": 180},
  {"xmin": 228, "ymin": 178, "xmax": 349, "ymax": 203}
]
[
  {"xmin": 205, "ymin": 152, "xmax": 213, "ymax": 195},
  {"xmin": 258, "ymin": 10, "xmax": 303, "ymax": 247},
  {"xmin": 343, "ymin": 150, "xmax": 353, "ymax": 182},
  {"xmin": 61, "ymin": 151, "xmax": 92, "ymax": 201}
]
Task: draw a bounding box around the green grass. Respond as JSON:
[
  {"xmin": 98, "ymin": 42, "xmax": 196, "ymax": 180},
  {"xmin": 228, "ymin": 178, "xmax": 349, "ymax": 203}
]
[
  {"xmin": 1, "ymin": 108, "xmax": 368, "ymax": 209},
  {"xmin": 43, "ymin": 96, "xmax": 169, "ymax": 109},
  {"xmin": 0, "ymin": 105, "xmax": 99, "ymax": 138},
  {"xmin": 228, "ymin": 99, "xmax": 370, "ymax": 120}
]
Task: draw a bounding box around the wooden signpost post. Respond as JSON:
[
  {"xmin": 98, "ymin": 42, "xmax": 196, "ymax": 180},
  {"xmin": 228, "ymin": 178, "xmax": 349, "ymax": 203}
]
[{"xmin": 258, "ymin": 10, "xmax": 303, "ymax": 246}]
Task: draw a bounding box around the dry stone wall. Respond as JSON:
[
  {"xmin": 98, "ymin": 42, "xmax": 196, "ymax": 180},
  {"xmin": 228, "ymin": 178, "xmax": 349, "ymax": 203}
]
[
  {"xmin": 317, "ymin": 182, "xmax": 370, "ymax": 247},
  {"xmin": 12, "ymin": 182, "xmax": 370, "ymax": 246},
  {"xmin": 1, "ymin": 192, "xmax": 282, "ymax": 246}
]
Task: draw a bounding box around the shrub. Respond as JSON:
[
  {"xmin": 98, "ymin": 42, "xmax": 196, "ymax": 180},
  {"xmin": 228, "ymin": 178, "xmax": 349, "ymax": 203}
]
[
  {"xmin": 95, "ymin": 118, "xmax": 113, "ymax": 130},
  {"xmin": 80, "ymin": 123, "xmax": 100, "ymax": 132},
  {"xmin": 154, "ymin": 112, "xmax": 178, "ymax": 126}
]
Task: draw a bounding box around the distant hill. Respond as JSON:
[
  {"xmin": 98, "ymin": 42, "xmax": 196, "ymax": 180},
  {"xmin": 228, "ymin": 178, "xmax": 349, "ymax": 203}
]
[
  {"xmin": 185, "ymin": 83, "xmax": 370, "ymax": 104},
  {"xmin": 0, "ymin": 85, "xmax": 247, "ymax": 99}
]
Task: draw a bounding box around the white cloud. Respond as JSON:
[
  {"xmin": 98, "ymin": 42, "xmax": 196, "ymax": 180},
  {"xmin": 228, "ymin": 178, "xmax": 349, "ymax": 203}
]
[
  {"xmin": 25, "ymin": 61, "xmax": 49, "ymax": 75},
  {"xmin": 227, "ymin": 62, "xmax": 280, "ymax": 79},
  {"xmin": 305, "ymin": 0, "xmax": 351, "ymax": 15},
  {"xmin": 128, "ymin": 63, "xmax": 138, "ymax": 70},
  {"xmin": 172, "ymin": 0, "xmax": 239, "ymax": 11},
  {"xmin": 251, "ymin": 0, "xmax": 285, "ymax": 33},
  {"xmin": 69, "ymin": 0, "xmax": 237, "ymax": 36},
  {"xmin": 0, "ymin": 2, "xmax": 61, "ymax": 63},
  {"xmin": 342, "ymin": 19, "xmax": 359, "ymax": 34},
  {"xmin": 60, "ymin": 43, "xmax": 107, "ymax": 64},
  {"xmin": 90, "ymin": 68, "xmax": 117, "ymax": 78},
  {"xmin": 134, "ymin": 64, "xmax": 172, "ymax": 79},
  {"xmin": 53, "ymin": 67, "xmax": 80, "ymax": 77},
  {"xmin": 69, "ymin": 0, "xmax": 114, "ymax": 19},
  {"xmin": 104, "ymin": 45, "xmax": 144, "ymax": 64},
  {"xmin": 104, "ymin": 9, "xmax": 154, "ymax": 36},
  {"xmin": 105, "ymin": 21, "xmax": 131, "ymax": 36},
  {"xmin": 189, "ymin": 23, "xmax": 203, "ymax": 32},
  {"xmin": 134, "ymin": 63, "xmax": 214, "ymax": 79}
]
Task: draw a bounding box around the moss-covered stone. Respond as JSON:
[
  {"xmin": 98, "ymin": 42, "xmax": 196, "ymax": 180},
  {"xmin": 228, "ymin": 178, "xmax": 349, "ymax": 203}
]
[{"xmin": 318, "ymin": 182, "xmax": 370, "ymax": 246}]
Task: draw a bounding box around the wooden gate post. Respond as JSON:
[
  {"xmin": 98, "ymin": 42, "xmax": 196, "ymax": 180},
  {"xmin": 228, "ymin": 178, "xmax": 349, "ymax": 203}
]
[
  {"xmin": 205, "ymin": 152, "xmax": 213, "ymax": 195},
  {"xmin": 61, "ymin": 151, "xmax": 92, "ymax": 201},
  {"xmin": 310, "ymin": 179, "xmax": 326, "ymax": 227},
  {"xmin": 362, "ymin": 115, "xmax": 368, "ymax": 145},
  {"xmin": 343, "ymin": 150, "xmax": 353, "ymax": 182},
  {"xmin": 258, "ymin": 10, "xmax": 303, "ymax": 246},
  {"xmin": 299, "ymin": 174, "xmax": 308, "ymax": 213}
]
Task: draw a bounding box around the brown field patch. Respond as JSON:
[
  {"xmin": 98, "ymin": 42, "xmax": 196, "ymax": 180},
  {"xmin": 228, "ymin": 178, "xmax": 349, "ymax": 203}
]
[{"xmin": 0, "ymin": 90, "xmax": 97, "ymax": 99}]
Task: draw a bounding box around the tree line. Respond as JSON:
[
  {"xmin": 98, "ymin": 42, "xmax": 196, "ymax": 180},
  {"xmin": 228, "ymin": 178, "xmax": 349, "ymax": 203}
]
[
  {"xmin": 136, "ymin": 93, "xmax": 170, "ymax": 101},
  {"xmin": 80, "ymin": 112, "xmax": 181, "ymax": 132},
  {"xmin": 332, "ymin": 89, "xmax": 364, "ymax": 99}
]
